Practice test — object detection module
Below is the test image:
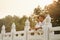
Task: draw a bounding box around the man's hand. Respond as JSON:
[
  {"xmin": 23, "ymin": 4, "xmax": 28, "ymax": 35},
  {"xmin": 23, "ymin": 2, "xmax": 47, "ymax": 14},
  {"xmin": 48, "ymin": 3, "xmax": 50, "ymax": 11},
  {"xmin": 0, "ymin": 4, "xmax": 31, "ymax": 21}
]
[
  {"xmin": 39, "ymin": 27, "xmax": 42, "ymax": 29},
  {"xmin": 35, "ymin": 27, "xmax": 42, "ymax": 30}
]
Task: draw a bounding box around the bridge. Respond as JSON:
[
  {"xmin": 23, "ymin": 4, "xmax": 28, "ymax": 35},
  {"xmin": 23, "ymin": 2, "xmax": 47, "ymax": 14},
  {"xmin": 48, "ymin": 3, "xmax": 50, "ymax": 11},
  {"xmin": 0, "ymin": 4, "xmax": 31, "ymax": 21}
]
[{"xmin": 0, "ymin": 14, "xmax": 60, "ymax": 40}]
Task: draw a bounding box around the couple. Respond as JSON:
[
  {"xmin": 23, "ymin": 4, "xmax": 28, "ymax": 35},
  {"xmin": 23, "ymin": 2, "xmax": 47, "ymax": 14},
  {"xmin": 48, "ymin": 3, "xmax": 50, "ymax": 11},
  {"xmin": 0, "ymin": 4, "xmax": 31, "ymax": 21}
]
[
  {"xmin": 34, "ymin": 14, "xmax": 52, "ymax": 40},
  {"xmin": 29, "ymin": 14, "xmax": 46, "ymax": 34},
  {"xmin": 35, "ymin": 14, "xmax": 46, "ymax": 31}
]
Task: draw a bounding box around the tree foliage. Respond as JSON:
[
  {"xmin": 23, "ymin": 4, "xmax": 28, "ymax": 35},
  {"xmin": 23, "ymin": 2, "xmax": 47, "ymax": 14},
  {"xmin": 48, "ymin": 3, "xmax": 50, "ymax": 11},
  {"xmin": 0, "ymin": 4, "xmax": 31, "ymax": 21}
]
[
  {"xmin": 0, "ymin": 0, "xmax": 60, "ymax": 33},
  {"xmin": 33, "ymin": 6, "xmax": 41, "ymax": 15},
  {"xmin": 47, "ymin": 0, "xmax": 60, "ymax": 27}
]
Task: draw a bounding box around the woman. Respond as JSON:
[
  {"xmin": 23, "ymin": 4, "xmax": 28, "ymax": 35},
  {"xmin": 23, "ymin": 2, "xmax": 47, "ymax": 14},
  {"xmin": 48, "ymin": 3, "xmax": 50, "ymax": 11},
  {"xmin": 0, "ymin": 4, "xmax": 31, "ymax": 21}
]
[{"xmin": 35, "ymin": 14, "xmax": 46, "ymax": 31}]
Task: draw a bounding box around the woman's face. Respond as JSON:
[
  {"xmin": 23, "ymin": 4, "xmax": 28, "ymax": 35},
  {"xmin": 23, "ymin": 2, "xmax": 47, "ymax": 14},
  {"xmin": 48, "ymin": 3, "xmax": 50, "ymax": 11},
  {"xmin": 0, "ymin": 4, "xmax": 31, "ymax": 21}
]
[{"xmin": 38, "ymin": 16, "xmax": 44, "ymax": 22}]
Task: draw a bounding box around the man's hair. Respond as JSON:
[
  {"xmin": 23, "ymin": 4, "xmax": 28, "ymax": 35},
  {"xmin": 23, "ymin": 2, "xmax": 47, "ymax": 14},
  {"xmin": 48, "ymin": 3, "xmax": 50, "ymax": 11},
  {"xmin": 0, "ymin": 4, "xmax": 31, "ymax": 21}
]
[{"xmin": 37, "ymin": 14, "xmax": 46, "ymax": 19}]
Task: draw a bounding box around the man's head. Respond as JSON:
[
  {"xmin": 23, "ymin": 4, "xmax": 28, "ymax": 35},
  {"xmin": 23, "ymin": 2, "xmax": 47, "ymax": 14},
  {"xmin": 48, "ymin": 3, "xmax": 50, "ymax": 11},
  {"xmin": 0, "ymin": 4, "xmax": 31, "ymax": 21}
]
[{"xmin": 38, "ymin": 14, "xmax": 45, "ymax": 22}]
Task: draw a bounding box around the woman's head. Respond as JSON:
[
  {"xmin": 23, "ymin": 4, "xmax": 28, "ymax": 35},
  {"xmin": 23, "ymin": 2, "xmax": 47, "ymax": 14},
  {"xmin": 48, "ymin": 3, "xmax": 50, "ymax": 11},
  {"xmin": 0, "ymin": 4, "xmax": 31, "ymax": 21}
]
[{"xmin": 38, "ymin": 14, "xmax": 45, "ymax": 22}]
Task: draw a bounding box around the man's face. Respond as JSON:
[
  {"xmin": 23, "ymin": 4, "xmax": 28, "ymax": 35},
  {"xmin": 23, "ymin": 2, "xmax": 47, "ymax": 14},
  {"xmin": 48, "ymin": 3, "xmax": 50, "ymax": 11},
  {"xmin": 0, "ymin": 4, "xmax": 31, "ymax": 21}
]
[{"xmin": 39, "ymin": 16, "xmax": 44, "ymax": 22}]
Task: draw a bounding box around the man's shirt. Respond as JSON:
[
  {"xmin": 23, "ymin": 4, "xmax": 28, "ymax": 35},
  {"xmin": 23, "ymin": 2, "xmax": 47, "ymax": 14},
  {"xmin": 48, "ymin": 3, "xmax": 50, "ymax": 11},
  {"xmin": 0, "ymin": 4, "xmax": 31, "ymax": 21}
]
[{"xmin": 35, "ymin": 21, "xmax": 45, "ymax": 28}]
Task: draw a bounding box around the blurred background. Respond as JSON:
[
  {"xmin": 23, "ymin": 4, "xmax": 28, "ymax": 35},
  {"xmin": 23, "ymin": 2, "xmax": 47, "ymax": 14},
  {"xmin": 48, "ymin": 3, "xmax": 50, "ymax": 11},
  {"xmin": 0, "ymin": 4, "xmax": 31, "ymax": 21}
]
[{"xmin": 0, "ymin": 0, "xmax": 60, "ymax": 33}]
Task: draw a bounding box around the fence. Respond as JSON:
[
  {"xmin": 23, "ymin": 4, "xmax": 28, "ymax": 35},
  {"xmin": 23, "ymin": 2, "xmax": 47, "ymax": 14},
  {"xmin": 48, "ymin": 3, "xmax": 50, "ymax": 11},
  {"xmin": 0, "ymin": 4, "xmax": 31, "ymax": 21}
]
[{"xmin": 0, "ymin": 14, "xmax": 60, "ymax": 40}]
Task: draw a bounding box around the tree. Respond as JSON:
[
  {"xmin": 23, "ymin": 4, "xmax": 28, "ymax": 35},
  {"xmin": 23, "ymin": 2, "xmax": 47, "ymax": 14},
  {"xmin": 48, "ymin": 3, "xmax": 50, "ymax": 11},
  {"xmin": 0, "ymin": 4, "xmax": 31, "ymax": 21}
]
[
  {"xmin": 0, "ymin": 19, "xmax": 4, "ymax": 33},
  {"xmin": 33, "ymin": 6, "xmax": 41, "ymax": 15},
  {"xmin": 29, "ymin": 17, "xmax": 36, "ymax": 29},
  {"xmin": 18, "ymin": 15, "xmax": 27, "ymax": 31},
  {"xmin": 3, "ymin": 15, "xmax": 13, "ymax": 32},
  {"xmin": 47, "ymin": 0, "xmax": 60, "ymax": 27}
]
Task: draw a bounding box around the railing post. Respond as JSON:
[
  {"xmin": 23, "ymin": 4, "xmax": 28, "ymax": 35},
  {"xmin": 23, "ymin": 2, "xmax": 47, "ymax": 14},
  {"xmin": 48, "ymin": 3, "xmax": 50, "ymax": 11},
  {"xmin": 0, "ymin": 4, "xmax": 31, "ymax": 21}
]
[
  {"xmin": 24, "ymin": 19, "xmax": 30, "ymax": 40},
  {"xmin": 45, "ymin": 14, "xmax": 52, "ymax": 40},
  {"xmin": 1, "ymin": 25, "xmax": 5, "ymax": 40},
  {"xmin": 11, "ymin": 23, "xmax": 16, "ymax": 40}
]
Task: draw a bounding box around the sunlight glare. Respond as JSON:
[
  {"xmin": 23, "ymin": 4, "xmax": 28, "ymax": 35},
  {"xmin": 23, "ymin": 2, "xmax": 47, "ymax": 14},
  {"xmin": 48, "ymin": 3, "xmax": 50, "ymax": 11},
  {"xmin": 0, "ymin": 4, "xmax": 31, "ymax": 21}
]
[{"xmin": 37, "ymin": 0, "xmax": 53, "ymax": 9}]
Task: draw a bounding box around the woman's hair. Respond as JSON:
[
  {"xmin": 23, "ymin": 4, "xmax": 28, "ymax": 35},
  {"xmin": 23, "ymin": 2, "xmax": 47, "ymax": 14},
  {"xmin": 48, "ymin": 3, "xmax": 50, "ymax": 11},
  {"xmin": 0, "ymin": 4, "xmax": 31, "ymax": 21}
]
[{"xmin": 37, "ymin": 14, "xmax": 46, "ymax": 19}]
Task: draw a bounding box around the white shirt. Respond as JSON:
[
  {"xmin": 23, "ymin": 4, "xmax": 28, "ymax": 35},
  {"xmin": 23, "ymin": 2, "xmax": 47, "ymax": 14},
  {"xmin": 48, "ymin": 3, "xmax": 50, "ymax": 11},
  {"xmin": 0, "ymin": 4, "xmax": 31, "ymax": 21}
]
[{"xmin": 35, "ymin": 22, "xmax": 45, "ymax": 28}]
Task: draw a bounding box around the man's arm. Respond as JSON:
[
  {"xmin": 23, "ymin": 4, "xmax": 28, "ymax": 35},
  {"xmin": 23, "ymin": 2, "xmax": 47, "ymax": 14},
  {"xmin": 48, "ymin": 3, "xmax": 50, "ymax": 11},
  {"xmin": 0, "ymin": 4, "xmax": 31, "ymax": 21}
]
[{"xmin": 35, "ymin": 27, "xmax": 42, "ymax": 30}]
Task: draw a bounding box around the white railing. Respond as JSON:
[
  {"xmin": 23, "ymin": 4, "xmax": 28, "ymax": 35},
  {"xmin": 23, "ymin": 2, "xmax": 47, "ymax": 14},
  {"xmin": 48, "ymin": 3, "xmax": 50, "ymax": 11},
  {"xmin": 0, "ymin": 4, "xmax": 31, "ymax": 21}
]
[{"xmin": 0, "ymin": 14, "xmax": 60, "ymax": 40}]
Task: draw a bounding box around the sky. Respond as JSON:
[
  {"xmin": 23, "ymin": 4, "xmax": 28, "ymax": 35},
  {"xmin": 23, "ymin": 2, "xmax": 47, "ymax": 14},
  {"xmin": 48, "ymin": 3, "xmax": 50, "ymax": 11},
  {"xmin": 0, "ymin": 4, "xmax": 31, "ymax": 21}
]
[{"xmin": 0, "ymin": 0, "xmax": 57, "ymax": 18}]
